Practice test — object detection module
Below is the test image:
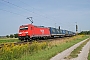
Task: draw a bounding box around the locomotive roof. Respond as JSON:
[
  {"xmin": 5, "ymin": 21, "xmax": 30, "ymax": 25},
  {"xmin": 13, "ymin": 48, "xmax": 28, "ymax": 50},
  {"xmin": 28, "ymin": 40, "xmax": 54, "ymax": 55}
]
[{"xmin": 20, "ymin": 24, "xmax": 48, "ymax": 28}]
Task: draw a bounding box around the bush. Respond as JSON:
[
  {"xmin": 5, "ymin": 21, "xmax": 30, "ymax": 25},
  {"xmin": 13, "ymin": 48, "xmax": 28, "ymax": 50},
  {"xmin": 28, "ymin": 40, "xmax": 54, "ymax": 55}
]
[{"xmin": 0, "ymin": 41, "xmax": 48, "ymax": 60}]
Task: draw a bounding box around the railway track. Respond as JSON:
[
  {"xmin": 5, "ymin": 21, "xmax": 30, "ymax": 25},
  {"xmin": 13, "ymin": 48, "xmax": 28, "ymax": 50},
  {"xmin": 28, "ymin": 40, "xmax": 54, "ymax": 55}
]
[{"xmin": 0, "ymin": 37, "xmax": 70, "ymax": 49}]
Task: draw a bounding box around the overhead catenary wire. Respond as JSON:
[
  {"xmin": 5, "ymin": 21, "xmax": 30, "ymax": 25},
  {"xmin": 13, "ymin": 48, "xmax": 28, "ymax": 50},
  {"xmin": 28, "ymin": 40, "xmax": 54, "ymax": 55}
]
[
  {"xmin": 18, "ymin": 0, "xmax": 61, "ymax": 24},
  {"xmin": 1, "ymin": 0, "xmax": 34, "ymax": 13},
  {"xmin": 0, "ymin": 9, "xmax": 51, "ymax": 27},
  {"xmin": 16, "ymin": 0, "xmax": 68, "ymax": 26},
  {"xmin": 0, "ymin": 0, "xmax": 63, "ymax": 25},
  {"xmin": 1, "ymin": 0, "xmax": 52, "ymax": 24},
  {"xmin": 1, "ymin": 0, "xmax": 57, "ymax": 23},
  {"xmin": 18, "ymin": 0, "xmax": 48, "ymax": 18},
  {"xmin": 0, "ymin": 8, "xmax": 27, "ymax": 17},
  {"xmin": 1, "ymin": 0, "xmax": 47, "ymax": 18},
  {"xmin": 0, "ymin": 0, "xmax": 75, "ymax": 31}
]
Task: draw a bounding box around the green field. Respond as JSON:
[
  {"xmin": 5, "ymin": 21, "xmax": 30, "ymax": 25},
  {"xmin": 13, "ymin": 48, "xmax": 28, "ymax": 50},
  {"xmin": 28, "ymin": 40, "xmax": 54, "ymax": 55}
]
[
  {"xmin": 0, "ymin": 35, "xmax": 89, "ymax": 60},
  {"xmin": 0, "ymin": 38, "xmax": 20, "ymax": 44},
  {"xmin": 17, "ymin": 35, "xmax": 89, "ymax": 60}
]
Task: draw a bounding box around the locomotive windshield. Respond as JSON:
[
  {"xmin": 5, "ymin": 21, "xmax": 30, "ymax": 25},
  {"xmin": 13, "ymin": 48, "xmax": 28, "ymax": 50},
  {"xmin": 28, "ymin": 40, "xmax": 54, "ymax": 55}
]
[{"xmin": 20, "ymin": 27, "xmax": 28, "ymax": 30}]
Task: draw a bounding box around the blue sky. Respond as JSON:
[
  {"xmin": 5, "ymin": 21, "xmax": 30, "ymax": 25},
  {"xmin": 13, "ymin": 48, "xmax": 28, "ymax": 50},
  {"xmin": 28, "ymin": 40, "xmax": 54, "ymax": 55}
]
[{"xmin": 0, "ymin": 0, "xmax": 90, "ymax": 36}]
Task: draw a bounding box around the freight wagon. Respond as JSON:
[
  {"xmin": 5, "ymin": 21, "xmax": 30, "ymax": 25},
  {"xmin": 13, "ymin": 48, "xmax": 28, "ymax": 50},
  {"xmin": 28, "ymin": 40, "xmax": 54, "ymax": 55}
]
[{"xmin": 49, "ymin": 27, "xmax": 65, "ymax": 38}]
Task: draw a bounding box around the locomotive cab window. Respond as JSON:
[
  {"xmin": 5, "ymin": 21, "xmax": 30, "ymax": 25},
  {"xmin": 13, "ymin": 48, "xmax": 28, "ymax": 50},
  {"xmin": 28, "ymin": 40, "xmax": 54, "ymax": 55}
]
[{"xmin": 20, "ymin": 27, "xmax": 28, "ymax": 30}]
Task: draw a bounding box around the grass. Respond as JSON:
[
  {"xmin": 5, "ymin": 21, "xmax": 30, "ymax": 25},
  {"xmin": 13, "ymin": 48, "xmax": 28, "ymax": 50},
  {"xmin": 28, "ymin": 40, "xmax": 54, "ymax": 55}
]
[
  {"xmin": 66, "ymin": 38, "xmax": 90, "ymax": 59},
  {"xmin": 88, "ymin": 50, "xmax": 90, "ymax": 60},
  {"xmin": 0, "ymin": 41, "xmax": 48, "ymax": 60},
  {"xmin": 0, "ymin": 38, "xmax": 20, "ymax": 44},
  {"xmin": 17, "ymin": 35, "xmax": 89, "ymax": 60}
]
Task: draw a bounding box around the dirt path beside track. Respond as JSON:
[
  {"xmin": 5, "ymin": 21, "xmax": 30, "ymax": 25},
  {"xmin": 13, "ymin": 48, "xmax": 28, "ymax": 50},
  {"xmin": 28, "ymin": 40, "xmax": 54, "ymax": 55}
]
[
  {"xmin": 70, "ymin": 39, "xmax": 90, "ymax": 60},
  {"xmin": 50, "ymin": 38, "xmax": 89, "ymax": 60}
]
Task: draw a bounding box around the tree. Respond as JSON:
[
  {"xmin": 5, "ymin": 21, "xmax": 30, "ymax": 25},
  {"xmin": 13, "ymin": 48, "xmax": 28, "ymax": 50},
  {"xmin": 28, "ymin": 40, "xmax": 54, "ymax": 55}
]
[
  {"xmin": 10, "ymin": 34, "xmax": 14, "ymax": 38},
  {"xmin": 6, "ymin": 35, "xmax": 9, "ymax": 38},
  {"xmin": 79, "ymin": 31, "xmax": 90, "ymax": 35},
  {"xmin": 14, "ymin": 33, "xmax": 18, "ymax": 38}
]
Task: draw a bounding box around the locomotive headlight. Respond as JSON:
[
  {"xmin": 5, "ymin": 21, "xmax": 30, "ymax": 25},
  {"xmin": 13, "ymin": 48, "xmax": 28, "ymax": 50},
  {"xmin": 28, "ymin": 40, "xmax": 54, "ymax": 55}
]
[
  {"xmin": 25, "ymin": 32, "xmax": 28, "ymax": 35},
  {"xmin": 25, "ymin": 32, "xmax": 28, "ymax": 33}
]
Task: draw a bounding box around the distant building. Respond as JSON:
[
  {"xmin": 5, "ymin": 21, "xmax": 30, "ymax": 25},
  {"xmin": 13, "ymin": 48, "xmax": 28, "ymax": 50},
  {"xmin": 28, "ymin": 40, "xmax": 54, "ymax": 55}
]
[{"xmin": 0, "ymin": 36, "xmax": 6, "ymax": 38}]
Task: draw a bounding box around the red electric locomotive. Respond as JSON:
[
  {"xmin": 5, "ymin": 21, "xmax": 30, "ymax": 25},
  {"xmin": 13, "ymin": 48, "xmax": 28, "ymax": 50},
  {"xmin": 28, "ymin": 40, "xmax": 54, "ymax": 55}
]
[{"xmin": 18, "ymin": 24, "xmax": 50, "ymax": 41}]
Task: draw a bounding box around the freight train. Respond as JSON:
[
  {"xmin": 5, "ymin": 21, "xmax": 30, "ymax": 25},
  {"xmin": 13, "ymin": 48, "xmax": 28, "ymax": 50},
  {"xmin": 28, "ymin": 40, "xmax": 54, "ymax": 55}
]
[{"xmin": 18, "ymin": 24, "xmax": 76, "ymax": 41}]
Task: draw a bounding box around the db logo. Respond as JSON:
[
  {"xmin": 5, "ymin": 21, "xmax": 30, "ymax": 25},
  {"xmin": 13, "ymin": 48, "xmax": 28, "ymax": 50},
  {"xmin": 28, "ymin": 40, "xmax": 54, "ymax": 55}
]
[{"xmin": 40, "ymin": 30, "xmax": 44, "ymax": 34}]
